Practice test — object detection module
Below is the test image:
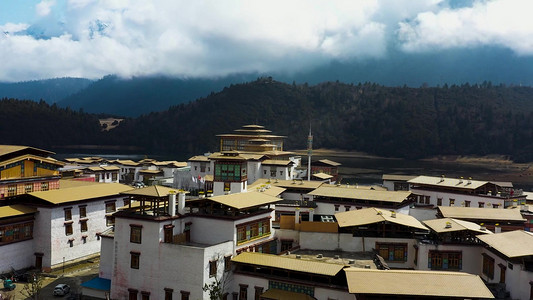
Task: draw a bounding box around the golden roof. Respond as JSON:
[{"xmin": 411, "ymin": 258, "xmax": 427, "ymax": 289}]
[
  {"xmin": 438, "ymin": 206, "xmax": 526, "ymax": 222},
  {"xmin": 247, "ymin": 182, "xmax": 286, "ymax": 197},
  {"xmin": 87, "ymin": 166, "xmax": 104, "ymax": 172},
  {"xmin": 335, "ymin": 207, "xmax": 428, "ymax": 231},
  {"xmin": 309, "ymin": 185, "xmax": 411, "ymax": 203},
  {"xmin": 317, "ymin": 159, "xmax": 341, "ymax": 166},
  {"xmin": 311, "ymin": 172, "xmax": 333, "ymax": 180},
  {"xmin": 207, "ymin": 190, "xmax": 281, "ymax": 209},
  {"xmin": 138, "ymin": 169, "xmax": 163, "ymax": 174},
  {"xmin": 232, "ymin": 252, "xmax": 346, "ymax": 276},
  {"xmin": 0, "ymin": 205, "xmax": 37, "ymax": 218},
  {"xmin": 101, "ymin": 166, "xmax": 120, "ymax": 171},
  {"xmin": 423, "ymin": 218, "xmax": 493, "ymax": 234},
  {"xmin": 189, "ymin": 155, "xmax": 210, "ymax": 162},
  {"xmin": 409, "ymin": 175, "xmax": 489, "ymax": 190},
  {"xmin": 252, "ymin": 178, "xmax": 324, "ymax": 190},
  {"xmin": 59, "ymin": 179, "xmax": 101, "ymax": 189},
  {"xmin": 382, "ymin": 174, "xmax": 417, "ymax": 181},
  {"xmin": 0, "ymin": 145, "xmax": 54, "ymax": 157},
  {"xmin": 0, "ymin": 154, "xmax": 64, "ymax": 167},
  {"xmin": 478, "ymin": 230, "xmax": 533, "ymax": 258},
  {"xmin": 110, "ymin": 159, "xmax": 139, "ymax": 166},
  {"xmin": 344, "ymin": 268, "xmax": 494, "ymax": 298},
  {"xmin": 120, "ymin": 185, "xmax": 179, "ymax": 198},
  {"xmin": 261, "ymin": 160, "xmax": 294, "ymax": 166},
  {"xmin": 29, "ymin": 183, "xmax": 132, "ymax": 205}
]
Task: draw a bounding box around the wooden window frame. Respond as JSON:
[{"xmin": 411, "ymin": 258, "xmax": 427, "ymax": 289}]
[
  {"xmin": 130, "ymin": 225, "xmax": 142, "ymax": 243},
  {"xmin": 130, "ymin": 252, "xmax": 140, "ymax": 269},
  {"xmin": 209, "ymin": 260, "xmax": 217, "ymax": 277}
]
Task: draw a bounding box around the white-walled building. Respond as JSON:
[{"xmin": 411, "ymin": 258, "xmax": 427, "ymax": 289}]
[
  {"xmin": 436, "ymin": 206, "xmax": 526, "ymax": 232},
  {"xmin": 478, "ymin": 230, "xmax": 533, "ymax": 300},
  {"xmin": 26, "ymin": 182, "xmax": 132, "ymax": 271},
  {"xmin": 408, "ymin": 175, "xmax": 526, "ymax": 209},
  {"xmin": 0, "ymin": 205, "xmax": 38, "ymax": 273},
  {"xmin": 100, "ymin": 185, "xmax": 282, "ymax": 299}
]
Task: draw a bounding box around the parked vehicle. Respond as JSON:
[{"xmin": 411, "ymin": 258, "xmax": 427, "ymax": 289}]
[
  {"xmin": 3, "ymin": 279, "xmax": 15, "ymax": 291},
  {"xmin": 53, "ymin": 284, "xmax": 70, "ymax": 296}
]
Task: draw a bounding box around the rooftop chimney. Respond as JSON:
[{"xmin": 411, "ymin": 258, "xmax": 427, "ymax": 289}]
[
  {"xmin": 177, "ymin": 192, "xmax": 186, "ymax": 215},
  {"xmin": 168, "ymin": 192, "xmax": 176, "ymax": 216}
]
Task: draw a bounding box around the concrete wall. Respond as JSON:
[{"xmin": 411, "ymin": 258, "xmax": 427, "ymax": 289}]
[{"xmin": 416, "ymin": 243, "xmax": 483, "ymax": 274}]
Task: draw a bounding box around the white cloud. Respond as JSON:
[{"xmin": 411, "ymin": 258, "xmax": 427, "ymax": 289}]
[
  {"xmin": 398, "ymin": 0, "xmax": 533, "ymax": 54},
  {"xmin": 1, "ymin": 0, "xmax": 531, "ymax": 82},
  {"xmin": 36, "ymin": 0, "xmax": 56, "ymax": 17},
  {"xmin": 0, "ymin": 23, "xmax": 30, "ymax": 34}
]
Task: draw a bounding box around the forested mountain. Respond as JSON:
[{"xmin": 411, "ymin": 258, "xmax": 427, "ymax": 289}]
[
  {"xmin": 1, "ymin": 79, "xmax": 533, "ymax": 162},
  {"xmin": 58, "ymin": 74, "xmax": 258, "ymax": 116},
  {"xmin": 0, "ymin": 78, "xmax": 93, "ymax": 103}
]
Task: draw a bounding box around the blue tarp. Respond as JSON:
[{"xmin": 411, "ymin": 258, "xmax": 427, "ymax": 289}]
[{"xmin": 80, "ymin": 277, "xmax": 111, "ymax": 291}]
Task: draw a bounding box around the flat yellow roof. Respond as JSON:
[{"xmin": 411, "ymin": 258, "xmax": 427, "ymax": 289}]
[
  {"xmin": 478, "ymin": 230, "xmax": 533, "ymax": 258},
  {"xmin": 232, "ymin": 252, "xmax": 346, "ymax": 276},
  {"xmin": 120, "ymin": 185, "xmax": 179, "ymax": 198},
  {"xmin": 345, "ymin": 268, "xmax": 494, "ymax": 298},
  {"xmin": 29, "ymin": 183, "xmax": 132, "ymax": 205},
  {"xmin": 309, "ymin": 185, "xmax": 411, "ymax": 203},
  {"xmin": 335, "ymin": 207, "xmax": 428, "ymax": 231},
  {"xmin": 438, "ymin": 206, "xmax": 526, "ymax": 222},
  {"xmin": 207, "ymin": 190, "xmax": 281, "ymax": 210},
  {"xmin": 0, "ymin": 205, "xmax": 37, "ymax": 218},
  {"xmin": 423, "ymin": 217, "xmax": 493, "ymax": 234}
]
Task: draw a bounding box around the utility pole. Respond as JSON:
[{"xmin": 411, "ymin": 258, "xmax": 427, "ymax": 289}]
[{"xmin": 307, "ymin": 123, "xmax": 312, "ymax": 181}]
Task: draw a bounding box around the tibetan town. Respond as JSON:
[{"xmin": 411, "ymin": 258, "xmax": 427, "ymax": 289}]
[{"xmin": 1, "ymin": 124, "xmax": 532, "ymax": 300}]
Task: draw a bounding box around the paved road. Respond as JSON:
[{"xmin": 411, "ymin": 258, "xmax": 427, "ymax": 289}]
[{"xmin": 1, "ymin": 260, "xmax": 100, "ymax": 300}]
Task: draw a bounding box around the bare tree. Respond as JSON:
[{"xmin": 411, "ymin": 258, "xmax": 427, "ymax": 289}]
[
  {"xmin": 19, "ymin": 272, "xmax": 43, "ymax": 300},
  {"xmin": 203, "ymin": 254, "xmax": 233, "ymax": 300}
]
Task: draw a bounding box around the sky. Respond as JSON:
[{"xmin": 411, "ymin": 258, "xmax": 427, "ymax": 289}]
[{"xmin": 1, "ymin": 0, "xmax": 533, "ymax": 83}]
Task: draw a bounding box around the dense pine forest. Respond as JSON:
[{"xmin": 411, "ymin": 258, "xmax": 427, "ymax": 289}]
[{"xmin": 1, "ymin": 79, "xmax": 533, "ymax": 162}]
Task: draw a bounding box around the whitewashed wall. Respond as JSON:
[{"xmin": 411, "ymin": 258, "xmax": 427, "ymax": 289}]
[
  {"xmin": 416, "ymin": 243, "xmax": 483, "ymax": 274},
  {"xmin": 313, "ymin": 201, "xmax": 410, "ymax": 216},
  {"xmin": 411, "ymin": 188, "xmax": 506, "ymax": 208},
  {"xmin": 99, "ymin": 236, "xmax": 114, "ymax": 279},
  {"xmin": 409, "ymin": 207, "xmax": 438, "ymax": 221},
  {"xmin": 481, "ymin": 248, "xmax": 533, "ymax": 300},
  {"xmin": 47, "ymin": 197, "xmax": 119, "ymax": 267},
  {"xmin": 0, "ymin": 239, "xmax": 34, "ymax": 273},
  {"xmin": 299, "ymin": 232, "xmax": 418, "ymax": 268}
]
